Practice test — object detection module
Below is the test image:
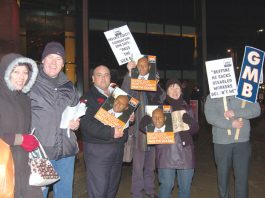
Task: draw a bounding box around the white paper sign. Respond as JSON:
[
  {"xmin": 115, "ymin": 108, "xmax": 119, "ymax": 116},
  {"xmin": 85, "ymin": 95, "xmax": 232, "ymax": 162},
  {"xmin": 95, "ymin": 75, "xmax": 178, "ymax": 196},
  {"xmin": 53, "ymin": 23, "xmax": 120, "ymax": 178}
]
[
  {"xmin": 171, "ymin": 110, "xmax": 190, "ymax": 132},
  {"xmin": 60, "ymin": 101, "xmax": 87, "ymax": 137},
  {"xmin": 206, "ymin": 57, "xmax": 238, "ymax": 98},
  {"xmin": 104, "ymin": 25, "xmax": 142, "ymax": 65}
]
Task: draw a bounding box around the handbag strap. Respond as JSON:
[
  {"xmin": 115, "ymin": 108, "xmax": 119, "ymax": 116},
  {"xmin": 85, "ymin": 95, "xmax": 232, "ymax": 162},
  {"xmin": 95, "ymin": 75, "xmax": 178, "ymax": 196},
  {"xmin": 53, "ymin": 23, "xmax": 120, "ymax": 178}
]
[
  {"xmin": 29, "ymin": 128, "xmax": 48, "ymax": 159},
  {"xmin": 35, "ymin": 138, "xmax": 48, "ymax": 159}
]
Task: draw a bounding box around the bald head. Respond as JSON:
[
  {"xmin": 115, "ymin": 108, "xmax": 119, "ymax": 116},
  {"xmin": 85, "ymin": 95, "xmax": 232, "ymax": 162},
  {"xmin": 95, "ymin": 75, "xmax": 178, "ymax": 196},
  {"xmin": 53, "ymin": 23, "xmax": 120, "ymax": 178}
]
[
  {"xmin": 92, "ymin": 65, "xmax": 111, "ymax": 91},
  {"xmin": 137, "ymin": 57, "xmax": 151, "ymax": 76},
  {"xmin": 113, "ymin": 95, "xmax": 129, "ymax": 113},
  {"xmin": 152, "ymin": 108, "xmax": 166, "ymax": 128}
]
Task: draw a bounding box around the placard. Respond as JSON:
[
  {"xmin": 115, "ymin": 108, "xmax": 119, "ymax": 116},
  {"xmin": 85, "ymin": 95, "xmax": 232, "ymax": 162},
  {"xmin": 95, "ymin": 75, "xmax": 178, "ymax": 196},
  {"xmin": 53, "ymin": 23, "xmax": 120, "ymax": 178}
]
[
  {"xmin": 236, "ymin": 46, "xmax": 265, "ymax": 103},
  {"xmin": 104, "ymin": 25, "xmax": 142, "ymax": 65},
  {"xmin": 94, "ymin": 87, "xmax": 139, "ymax": 129},
  {"xmin": 144, "ymin": 105, "xmax": 175, "ymax": 144},
  {"xmin": 131, "ymin": 55, "xmax": 157, "ymax": 91},
  {"xmin": 205, "ymin": 57, "xmax": 237, "ymax": 98},
  {"xmin": 171, "ymin": 110, "xmax": 190, "ymax": 132}
]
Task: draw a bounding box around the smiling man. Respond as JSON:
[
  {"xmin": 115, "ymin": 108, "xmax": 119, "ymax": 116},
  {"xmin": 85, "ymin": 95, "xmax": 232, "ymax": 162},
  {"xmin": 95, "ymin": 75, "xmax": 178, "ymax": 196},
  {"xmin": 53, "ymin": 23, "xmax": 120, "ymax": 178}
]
[{"xmin": 30, "ymin": 41, "xmax": 80, "ymax": 198}]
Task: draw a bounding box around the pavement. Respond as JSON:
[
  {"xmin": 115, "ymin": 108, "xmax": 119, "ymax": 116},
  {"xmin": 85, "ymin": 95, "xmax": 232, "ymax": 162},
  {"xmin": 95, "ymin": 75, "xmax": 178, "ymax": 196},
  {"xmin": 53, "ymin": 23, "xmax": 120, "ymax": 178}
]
[{"xmin": 50, "ymin": 114, "xmax": 265, "ymax": 198}]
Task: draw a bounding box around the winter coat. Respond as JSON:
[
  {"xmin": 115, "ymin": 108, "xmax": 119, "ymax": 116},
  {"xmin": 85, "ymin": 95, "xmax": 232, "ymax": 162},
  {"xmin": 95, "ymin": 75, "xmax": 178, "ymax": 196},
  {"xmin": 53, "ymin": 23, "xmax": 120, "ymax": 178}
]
[
  {"xmin": 121, "ymin": 74, "xmax": 166, "ymax": 151},
  {"xmin": 204, "ymin": 95, "xmax": 260, "ymax": 144},
  {"xmin": 0, "ymin": 53, "xmax": 42, "ymax": 197},
  {"xmin": 155, "ymin": 96, "xmax": 199, "ymax": 169},
  {"xmin": 80, "ymin": 85, "xmax": 129, "ymax": 145},
  {"xmin": 30, "ymin": 68, "xmax": 79, "ymax": 160}
]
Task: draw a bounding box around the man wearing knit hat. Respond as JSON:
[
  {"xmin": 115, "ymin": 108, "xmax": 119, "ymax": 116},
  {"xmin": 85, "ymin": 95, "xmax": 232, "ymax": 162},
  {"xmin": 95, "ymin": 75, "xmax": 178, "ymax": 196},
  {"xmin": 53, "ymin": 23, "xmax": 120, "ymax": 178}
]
[
  {"xmin": 29, "ymin": 41, "xmax": 80, "ymax": 198},
  {"xmin": 41, "ymin": 41, "xmax": 66, "ymax": 78}
]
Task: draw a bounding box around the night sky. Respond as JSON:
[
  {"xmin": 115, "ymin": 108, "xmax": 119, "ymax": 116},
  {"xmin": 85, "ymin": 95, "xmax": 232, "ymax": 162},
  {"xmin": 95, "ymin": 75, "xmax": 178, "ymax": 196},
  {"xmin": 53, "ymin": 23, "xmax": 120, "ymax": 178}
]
[{"xmin": 206, "ymin": 0, "xmax": 265, "ymax": 60}]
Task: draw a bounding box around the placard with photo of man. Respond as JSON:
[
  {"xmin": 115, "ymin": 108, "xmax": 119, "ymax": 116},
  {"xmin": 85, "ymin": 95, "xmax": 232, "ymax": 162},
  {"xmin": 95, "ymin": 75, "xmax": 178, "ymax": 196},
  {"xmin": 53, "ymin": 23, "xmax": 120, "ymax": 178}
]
[
  {"xmin": 140, "ymin": 105, "xmax": 175, "ymax": 144},
  {"xmin": 94, "ymin": 87, "xmax": 139, "ymax": 129},
  {"xmin": 131, "ymin": 55, "xmax": 157, "ymax": 91}
]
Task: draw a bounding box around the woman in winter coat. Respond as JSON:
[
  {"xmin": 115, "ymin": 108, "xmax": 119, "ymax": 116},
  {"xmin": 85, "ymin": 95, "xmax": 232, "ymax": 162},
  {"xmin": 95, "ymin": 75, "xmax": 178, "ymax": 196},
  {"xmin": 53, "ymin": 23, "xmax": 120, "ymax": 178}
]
[
  {"xmin": 156, "ymin": 79, "xmax": 199, "ymax": 198},
  {"xmin": 0, "ymin": 53, "xmax": 42, "ymax": 197}
]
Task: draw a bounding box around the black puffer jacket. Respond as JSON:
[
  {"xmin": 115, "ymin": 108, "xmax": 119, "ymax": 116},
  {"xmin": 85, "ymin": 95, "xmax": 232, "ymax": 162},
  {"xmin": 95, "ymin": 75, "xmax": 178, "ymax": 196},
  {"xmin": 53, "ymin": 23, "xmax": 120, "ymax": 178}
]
[
  {"xmin": 0, "ymin": 53, "xmax": 42, "ymax": 197},
  {"xmin": 30, "ymin": 68, "xmax": 79, "ymax": 160}
]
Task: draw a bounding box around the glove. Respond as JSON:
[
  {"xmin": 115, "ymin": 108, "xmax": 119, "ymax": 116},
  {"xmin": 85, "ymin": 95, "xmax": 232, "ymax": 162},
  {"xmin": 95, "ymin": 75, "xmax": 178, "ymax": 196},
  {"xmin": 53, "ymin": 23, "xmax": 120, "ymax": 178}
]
[
  {"xmin": 20, "ymin": 134, "xmax": 39, "ymax": 152},
  {"xmin": 182, "ymin": 113, "xmax": 193, "ymax": 125}
]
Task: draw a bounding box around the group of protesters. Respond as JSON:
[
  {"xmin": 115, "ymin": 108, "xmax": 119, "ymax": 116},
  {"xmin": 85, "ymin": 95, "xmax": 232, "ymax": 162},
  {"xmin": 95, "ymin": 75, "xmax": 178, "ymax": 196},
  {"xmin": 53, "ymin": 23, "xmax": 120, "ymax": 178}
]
[{"xmin": 0, "ymin": 41, "xmax": 260, "ymax": 198}]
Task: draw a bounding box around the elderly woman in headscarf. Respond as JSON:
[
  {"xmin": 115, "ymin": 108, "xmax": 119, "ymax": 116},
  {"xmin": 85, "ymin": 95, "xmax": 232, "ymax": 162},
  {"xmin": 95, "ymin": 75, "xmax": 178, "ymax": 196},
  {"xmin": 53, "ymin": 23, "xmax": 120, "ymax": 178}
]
[
  {"xmin": 156, "ymin": 79, "xmax": 199, "ymax": 198},
  {"xmin": 0, "ymin": 53, "xmax": 42, "ymax": 197}
]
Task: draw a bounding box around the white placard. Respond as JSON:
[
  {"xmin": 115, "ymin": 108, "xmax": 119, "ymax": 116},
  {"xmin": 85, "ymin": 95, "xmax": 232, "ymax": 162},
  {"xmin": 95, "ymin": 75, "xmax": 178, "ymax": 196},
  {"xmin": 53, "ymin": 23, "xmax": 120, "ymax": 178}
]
[
  {"xmin": 206, "ymin": 57, "xmax": 238, "ymax": 98},
  {"xmin": 104, "ymin": 25, "xmax": 142, "ymax": 65}
]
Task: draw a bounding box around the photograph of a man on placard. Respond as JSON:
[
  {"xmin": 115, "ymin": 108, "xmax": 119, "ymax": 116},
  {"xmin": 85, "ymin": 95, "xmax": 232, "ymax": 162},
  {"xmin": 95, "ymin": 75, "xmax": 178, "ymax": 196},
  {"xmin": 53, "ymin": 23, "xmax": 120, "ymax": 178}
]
[
  {"xmin": 139, "ymin": 105, "xmax": 174, "ymax": 144},
  {"xmin": 95, "ymin": 87, "xmax": 140, "ymax": 128},
  {"xmin": 131, "ymin": 56, "xmax": 156, "ymax": 80},
  {"xmin": 146, "ymin": 108, "xmax": 173, "ymax": 133},
  {"xmin": 103, "ymin": 94, "xmax": 131, "ymax": 123}
]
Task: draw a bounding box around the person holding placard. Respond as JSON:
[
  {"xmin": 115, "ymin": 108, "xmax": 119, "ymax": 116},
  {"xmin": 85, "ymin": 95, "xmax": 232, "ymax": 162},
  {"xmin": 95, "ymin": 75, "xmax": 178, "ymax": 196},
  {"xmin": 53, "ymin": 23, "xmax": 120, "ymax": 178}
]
[
  {"xmin": 122, "ymin": 60, "xmax": 165, "ymax": 198},
  {"xmin": 80, "ymin": 65, "xmax": 134, "ymax": 198},
  {"xmin": 204, "ymin": 95, "xmax": 260, "ymax": 198},
  {"xmin": 155, "ymin": 79, "xmax": 199, "ymax": 198}
]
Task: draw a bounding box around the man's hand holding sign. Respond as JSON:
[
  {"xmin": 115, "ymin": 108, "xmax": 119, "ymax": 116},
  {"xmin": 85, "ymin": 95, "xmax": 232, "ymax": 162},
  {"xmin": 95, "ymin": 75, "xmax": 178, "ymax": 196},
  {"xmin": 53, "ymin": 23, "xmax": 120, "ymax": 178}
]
[{"xmin": 235, "ymin": 46, "xmax": 264, "ymax": 140}]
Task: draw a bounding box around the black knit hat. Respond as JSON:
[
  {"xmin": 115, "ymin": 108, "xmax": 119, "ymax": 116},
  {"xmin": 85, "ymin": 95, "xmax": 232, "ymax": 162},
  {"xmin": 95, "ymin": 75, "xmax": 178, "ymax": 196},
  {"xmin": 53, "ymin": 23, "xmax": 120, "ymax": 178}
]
[
  {"xmin": 42, "ymin": 42, "xmax": 65, "ymax": 62},
  {"xmin": 165, "ymin": 79, "xmax": 182, "ymax": 91}
]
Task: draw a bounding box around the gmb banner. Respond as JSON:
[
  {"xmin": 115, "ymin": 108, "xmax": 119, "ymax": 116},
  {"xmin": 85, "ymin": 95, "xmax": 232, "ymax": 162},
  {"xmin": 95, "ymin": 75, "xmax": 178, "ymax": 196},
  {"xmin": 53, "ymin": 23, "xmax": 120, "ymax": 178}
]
[{"xmin": 236, "ymin": 46, "xmax": 264, "ymax": 103}]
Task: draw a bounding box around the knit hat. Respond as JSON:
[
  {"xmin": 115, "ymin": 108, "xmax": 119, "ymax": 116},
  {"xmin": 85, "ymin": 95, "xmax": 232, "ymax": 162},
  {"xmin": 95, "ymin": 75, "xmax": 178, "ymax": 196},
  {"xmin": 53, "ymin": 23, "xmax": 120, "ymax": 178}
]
[
  {"xmin": 165, "ymin": 79, "xmax": 182, "ymax": 91},
  {"xmin": 41, "ymin": 42, "xmax": 65, "ymax": 61}
]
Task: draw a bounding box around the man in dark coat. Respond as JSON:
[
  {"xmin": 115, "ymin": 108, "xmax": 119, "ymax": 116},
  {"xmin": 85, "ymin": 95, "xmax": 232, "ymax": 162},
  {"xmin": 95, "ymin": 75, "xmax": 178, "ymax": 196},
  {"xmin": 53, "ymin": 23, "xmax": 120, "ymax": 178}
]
[
  {"xmin": 80, "ymin": 65, "xmax": 133, "ymax": 198},
  {"xmin": 30, "ymin": 42, "xmax": 80, "ymax": 198},
  {"xmin": 122, "ymin": 60, "xmax": 165, "ymax": 198},
  {"xmin": 0, "ymin": 53, "xmax": 41, "ymax": 197}
]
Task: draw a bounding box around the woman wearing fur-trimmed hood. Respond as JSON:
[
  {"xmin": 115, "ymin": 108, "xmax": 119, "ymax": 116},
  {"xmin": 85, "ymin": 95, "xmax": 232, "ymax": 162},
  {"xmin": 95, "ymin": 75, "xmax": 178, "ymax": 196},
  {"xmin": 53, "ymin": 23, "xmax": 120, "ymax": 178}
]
[{"xmin": 0, "ymin": 53, "xmax": 42, "ymax": 197}]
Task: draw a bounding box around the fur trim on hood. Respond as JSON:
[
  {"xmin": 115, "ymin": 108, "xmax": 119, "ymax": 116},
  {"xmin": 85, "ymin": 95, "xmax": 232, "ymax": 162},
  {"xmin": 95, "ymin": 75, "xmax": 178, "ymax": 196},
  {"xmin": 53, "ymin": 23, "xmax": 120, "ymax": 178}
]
[{"xmin": 0, "ymin": 53, "xmax": 38, "ymax": 93}]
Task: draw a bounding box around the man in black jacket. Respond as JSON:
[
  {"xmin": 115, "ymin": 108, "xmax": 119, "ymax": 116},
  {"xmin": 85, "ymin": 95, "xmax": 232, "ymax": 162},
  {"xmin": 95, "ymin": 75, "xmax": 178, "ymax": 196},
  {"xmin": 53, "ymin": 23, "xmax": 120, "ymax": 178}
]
[
  {"xmin": 80, "ymin": 65, "xmax": 131, "ymax": 198},
  {"xmin": 30, "ymin": 42, "xmax": 80, "ymax": 198}
]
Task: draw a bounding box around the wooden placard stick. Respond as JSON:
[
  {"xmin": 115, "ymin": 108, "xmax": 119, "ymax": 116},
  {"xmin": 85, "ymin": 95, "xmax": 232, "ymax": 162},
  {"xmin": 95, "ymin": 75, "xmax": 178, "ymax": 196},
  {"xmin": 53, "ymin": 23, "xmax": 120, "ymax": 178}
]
[
  {"xmin": 223, "ymin": 97, "xmax": 231, "ymax": 135},
  {"xmin": 234, "ymin": 100, "xmax": 247, "ymax": 140}
]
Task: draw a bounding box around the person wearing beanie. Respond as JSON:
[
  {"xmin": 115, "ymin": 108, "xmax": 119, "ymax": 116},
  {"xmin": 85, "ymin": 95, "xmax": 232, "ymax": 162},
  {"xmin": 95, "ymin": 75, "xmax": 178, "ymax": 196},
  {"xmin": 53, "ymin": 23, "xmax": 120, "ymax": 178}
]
[
  {"xmin": 29, "ymin": 41, "xmax": 80, "ymax": 198},
  {"xmin": 156, "ymin": 79, "xmax": 199, "ymax": 198},
  {"xmin": 0, "ymin": 53, "xmax": 42, "ymax": 197},
  {"xmin": 41, "ymin": 41, "xmax": 66, "ymax": 62},
  {"xmin": 121, "ymin": 60, "xmax": 166, "ymax": 198}
]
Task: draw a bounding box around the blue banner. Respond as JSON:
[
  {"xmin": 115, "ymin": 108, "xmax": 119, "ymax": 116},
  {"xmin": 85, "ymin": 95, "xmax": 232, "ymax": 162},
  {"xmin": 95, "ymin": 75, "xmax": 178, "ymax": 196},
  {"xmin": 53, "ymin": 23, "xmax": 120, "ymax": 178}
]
[{"xmin": 236, "ymin": 46, "xmax": 264, "ymax": 103}]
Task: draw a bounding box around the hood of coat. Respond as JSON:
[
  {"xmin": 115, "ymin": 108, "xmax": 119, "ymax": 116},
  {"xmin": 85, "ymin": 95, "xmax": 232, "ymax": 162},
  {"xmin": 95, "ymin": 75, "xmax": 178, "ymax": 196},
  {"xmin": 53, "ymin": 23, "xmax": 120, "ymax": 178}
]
[{"xmin": 0, "ymin": 53, "xmax": 38, "ymax": 93}]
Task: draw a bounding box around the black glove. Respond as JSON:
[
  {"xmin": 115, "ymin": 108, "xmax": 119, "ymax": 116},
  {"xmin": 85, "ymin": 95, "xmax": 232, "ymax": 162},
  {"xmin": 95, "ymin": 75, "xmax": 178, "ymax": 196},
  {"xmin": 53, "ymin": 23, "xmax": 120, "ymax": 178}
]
[{"xmin": 182, "ymin": 113, "xmax": 193, "ymax": 125}]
